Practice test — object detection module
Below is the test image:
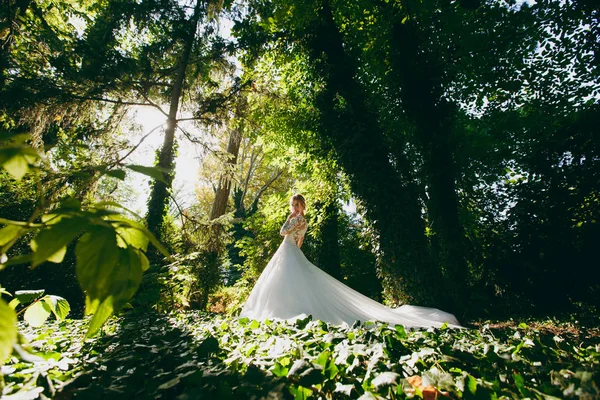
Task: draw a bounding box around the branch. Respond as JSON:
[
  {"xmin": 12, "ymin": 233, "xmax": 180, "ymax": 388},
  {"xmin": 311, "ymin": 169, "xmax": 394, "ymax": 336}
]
[
  {"xmin": 116, "ymin": 124, "xmax": 164, "ymax": 165},
  {"xmin": 250, "ymin": 169, "xmax": 283, "ymax": 212}
]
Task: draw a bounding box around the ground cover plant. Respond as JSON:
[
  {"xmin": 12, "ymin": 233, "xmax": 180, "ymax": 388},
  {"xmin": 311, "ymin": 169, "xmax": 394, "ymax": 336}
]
[{"xmin": 2, "ymin": 311, "xmax": 599, "ymax": 399}]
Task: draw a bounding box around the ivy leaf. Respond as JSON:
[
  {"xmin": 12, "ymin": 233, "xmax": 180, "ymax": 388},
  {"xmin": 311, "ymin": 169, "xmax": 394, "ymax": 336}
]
[
  {"xmin": 271, "ymin": 361, "xmax": 289, "ymax": 377},
  {"xmin": 24, "ymin": 299, "xmax": 53, "ymax": 327},
  {"xmin": 465, "ymin": 374, "xmax": 478, "ymax": 396},
  {"xmin": 0, "ymin": 298, "xmax": 17, "ymax": 361},
  {"xmin": 395, "ymin": 325, "xmax": 407, "ymax": 339},
  {"xmin": 372, "ymin": 372, "xmax": 401, "ymax": 393},
  {"xmin": 31, "ymin": 217, "xmax": 86, "ymax": 267}
]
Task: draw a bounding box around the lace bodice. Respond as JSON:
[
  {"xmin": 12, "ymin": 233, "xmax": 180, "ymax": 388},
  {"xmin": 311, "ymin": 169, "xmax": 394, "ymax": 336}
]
[{"xmin": 280, "ymin": 214, "xmax": 307, "ymax": 246}]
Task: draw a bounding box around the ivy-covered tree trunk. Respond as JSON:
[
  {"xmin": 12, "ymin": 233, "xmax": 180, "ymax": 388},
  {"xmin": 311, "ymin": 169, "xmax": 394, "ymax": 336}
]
[
  {"xmin": 387, "ymin": 17, "xmax": 468, "ymax": 310},
  {"xmin": 146, "ymin": 0, "xmax": 203, "ymax": 243},
  {"xmin": 305, "ymin": 1, "xmax": 445, "ymax": 307},
  {"xmin": 315, "ymin": 201, "xmax": 341, "ymax": 280}
]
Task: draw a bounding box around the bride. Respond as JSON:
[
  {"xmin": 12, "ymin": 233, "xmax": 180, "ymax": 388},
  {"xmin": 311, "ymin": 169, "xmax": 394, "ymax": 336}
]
[{"xmin": 240, "ymin": 194, "xmax": 461, "ymax": 328}]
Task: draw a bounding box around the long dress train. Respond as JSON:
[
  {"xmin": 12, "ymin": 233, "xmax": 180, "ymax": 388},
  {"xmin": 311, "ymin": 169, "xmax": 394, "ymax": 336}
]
[{"xmin": 240, "ymin": 214, "xmax": 461, "ymax": 329}]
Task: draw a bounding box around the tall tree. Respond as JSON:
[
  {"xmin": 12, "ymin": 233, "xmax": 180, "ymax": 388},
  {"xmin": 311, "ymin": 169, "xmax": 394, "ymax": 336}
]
[{"xmin": 146, "ymin": 0, "xmax": 206, "ymax": 243}]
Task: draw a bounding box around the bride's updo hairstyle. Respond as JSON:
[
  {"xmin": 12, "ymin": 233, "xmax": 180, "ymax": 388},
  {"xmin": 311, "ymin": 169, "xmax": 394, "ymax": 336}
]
[{"xmin": 290, "ymin": 194, "xmax": 306, "ymax": 211}]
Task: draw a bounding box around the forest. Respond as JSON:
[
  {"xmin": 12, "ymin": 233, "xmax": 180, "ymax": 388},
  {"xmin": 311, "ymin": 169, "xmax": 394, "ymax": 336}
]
[{"xmin": 1, "ymin": 0, "xmax": 599, "ymax": 398}]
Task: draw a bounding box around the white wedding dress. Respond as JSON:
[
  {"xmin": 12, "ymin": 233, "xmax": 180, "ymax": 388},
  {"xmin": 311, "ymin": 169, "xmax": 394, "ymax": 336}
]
[{"xmin": 240, "ymin": 214, "xmax": 461, "ymax": 329}]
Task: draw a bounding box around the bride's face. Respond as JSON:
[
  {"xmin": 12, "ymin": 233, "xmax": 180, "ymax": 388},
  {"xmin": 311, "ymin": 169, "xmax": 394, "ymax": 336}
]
[{"xmin": 291, "ymin": 200, "xmax": 304, "ymax": 214}]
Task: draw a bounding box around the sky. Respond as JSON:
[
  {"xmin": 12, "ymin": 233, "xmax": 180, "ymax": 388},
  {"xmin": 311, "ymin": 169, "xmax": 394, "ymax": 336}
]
[{"xmin": 122, "ymin": 107, "xmax": 204, "ymax": 215}]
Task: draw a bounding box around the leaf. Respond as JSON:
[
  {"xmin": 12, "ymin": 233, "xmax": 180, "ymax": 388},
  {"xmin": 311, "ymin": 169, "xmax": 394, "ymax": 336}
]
[
  {"xmin": 0, "ymin": 224, "xmax": 23, "ymax": 246},
  {"xmin": 395, "ymin": 324, "xmax": 407, "ymax": 339},
  {"xmin": 75, "ymin": 226, "xmax": 120, "ymax": 306},
  {"xmin": 44, "ymin": 295, "xmax": 70, "ymax": 320},
  {"xmin": 77, "ymin": 227, "xmax": 144, "ymax": 336},
  {"xmin": 31, "ymin": 217, "xmax": 86, "ymax": 267},
  {"xmin": 0, "ymin": 146, "xmax": 39, "ymax": 180},
  {"xmin": 112, "ymin": 217, "xmax": 149, "ymax": 251},
  {"xmin": 105, "ymin": 169, "xmax": 126, "ymax": 180},
  {"xmin": 15, "ymin": 289, "xmax": 45, "ymax": 304},
  {"xmin": 465, "ymin": 374, "xmax": 478, "ymax": 396},
  {"xmin": 86, "ymin": 296, "xmax": 114, "ymax": 338},
  {"xmin": 126, "ymin": 164, "xmax": 166, "ymax": 183},
  {"xmin": 60, "ymin": 197, "xmax": 82, "ymax": 211},
  {"xmin": 111, "ymin": 246, "xmax": 144, "ymax": 310},
  {"xmin": 24, "ymin": 299, "xmax": 53, "ymax": 327},
  {"xmin": 0, "ymin": 298, "xmax": 17, "ymax": 361},
  {"xmin": 271, "ymin": 362, "xmax": 289, "ymax": 377},
  {"xmin": 93, "ymin": 201, "xmax": 143, "ymax": 220},
  {"xmin": 372, "ymin": 372, "xmax": 401, "ymax": 392}
]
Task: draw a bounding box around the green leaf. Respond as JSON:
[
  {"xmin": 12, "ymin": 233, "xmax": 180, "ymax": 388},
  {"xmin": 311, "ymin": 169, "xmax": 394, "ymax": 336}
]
[
  {"xmin": 15, "ymin": 289, "xmax": 45, "ymax": 305},
  {"xmin": 130, "ymin": 222, "xmax": 169, "ymax": 257},
  {"xmin": 272, "ymin": 362, "xmax": 289, "ymax": 377},
  {"xmin": 77, "ymin": 227, "xmax": 143, "ymax": 334},
  {"xmin": 24, "ymin": 299, "xmax": 53, "ymax": 327},
  {"xmin": 0, "ymin": 146, "xmax": 38, "ymax": 180},
  {"xmin": 86, "ymin": 296, "xmax": 114, "ymax": 338},
  {"xmin": 126, "ymin": 164, "xmax": 166, "ymax": 183},
  {"xmin": 60, "ymin": 197, "xmax": 82, "ymax": 211},
  {"xmin": 94, "ymin": 201, "xmax": 143, "ymax": 220},
  {"xmin": 466, "ymin": 374, "xmax": 478, "ymax": 395},
  {"xmin": 395, "ymin": 324, "xmax": 407, "ymax": 339},
  {"xmin": 43, "ymin": 295, "xmax": 70, "ymax": 320},
  {"xmin": 75, "ymin": 226, "xmax": 120, "ymax": 306},
  {"xmin": 2, "ymin": 253, "xmax": 33, "ymax": 267},
  {"xmin": 112, "ymin": 217, "xmax": 149, "ymax": 251},
  {"xmin": 105, "ymin": 169, "xmax": 126, "ymax": 180},
  {"xmin": 0, "ymin": 298, "xmax": 17, "ymax": 361},
  {"xmin": 137, "ymin": 249, "xmax": 150, "ymax": 271},
  {"xmin": 111, "ymin": 246, "xmax": 144, "ymax": 309},
  {"xmin": 31, "ymin": 217, "xmax": 86, "ymax": 267},
  {"xmin": 0, "ymin": 224, "xmax": 23, "ymax": 246}
]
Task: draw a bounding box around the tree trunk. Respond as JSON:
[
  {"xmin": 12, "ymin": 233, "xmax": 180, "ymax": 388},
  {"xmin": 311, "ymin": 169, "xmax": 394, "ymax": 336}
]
[
  {"xmin": 387, "ymin": 15, "xmax": 468, "ymax": 310},
  {"xmin": 316, "ymin": 202, "xmax": 342, "ymax": 280},
  {"xmin": 306, "ymin": 1, "xmax": 445, "ymax": 306},
  {"xmin": 146, "ymin": 0, "xmax": 203, "ymax": 243},
  {"xmin": 209, "ymin": 126, "xmax": 243, "ymax": 220}
]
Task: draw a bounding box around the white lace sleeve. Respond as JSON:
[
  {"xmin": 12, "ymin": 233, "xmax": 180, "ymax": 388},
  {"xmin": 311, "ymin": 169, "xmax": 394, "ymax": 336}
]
[{"xmin": 280, "ymin": 216, "xmax": 298, "ymax": 236}]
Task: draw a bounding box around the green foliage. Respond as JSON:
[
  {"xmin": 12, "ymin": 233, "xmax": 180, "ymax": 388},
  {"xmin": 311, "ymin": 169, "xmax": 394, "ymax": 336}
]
[
  {"xmin": 208, "ymin": 284, "xmax": 250, "ymax": 315},
  {"xmin": 236, "ymin": 192, "xmax": 290, "ymax": 282},
  {"xmin": 2, "ymin": 313, "xmax": 599, "ymax": 399},
  {"xmin": 1, "ymin": 198, "xmax": 166, "ymax": 337},
  {"xmin": 0, "ymin": 298, "xmax": 17, "ymax": 362},
  {"xmin": 8, "ymin": 289, "xmax": 71, "ymax": 327}
]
